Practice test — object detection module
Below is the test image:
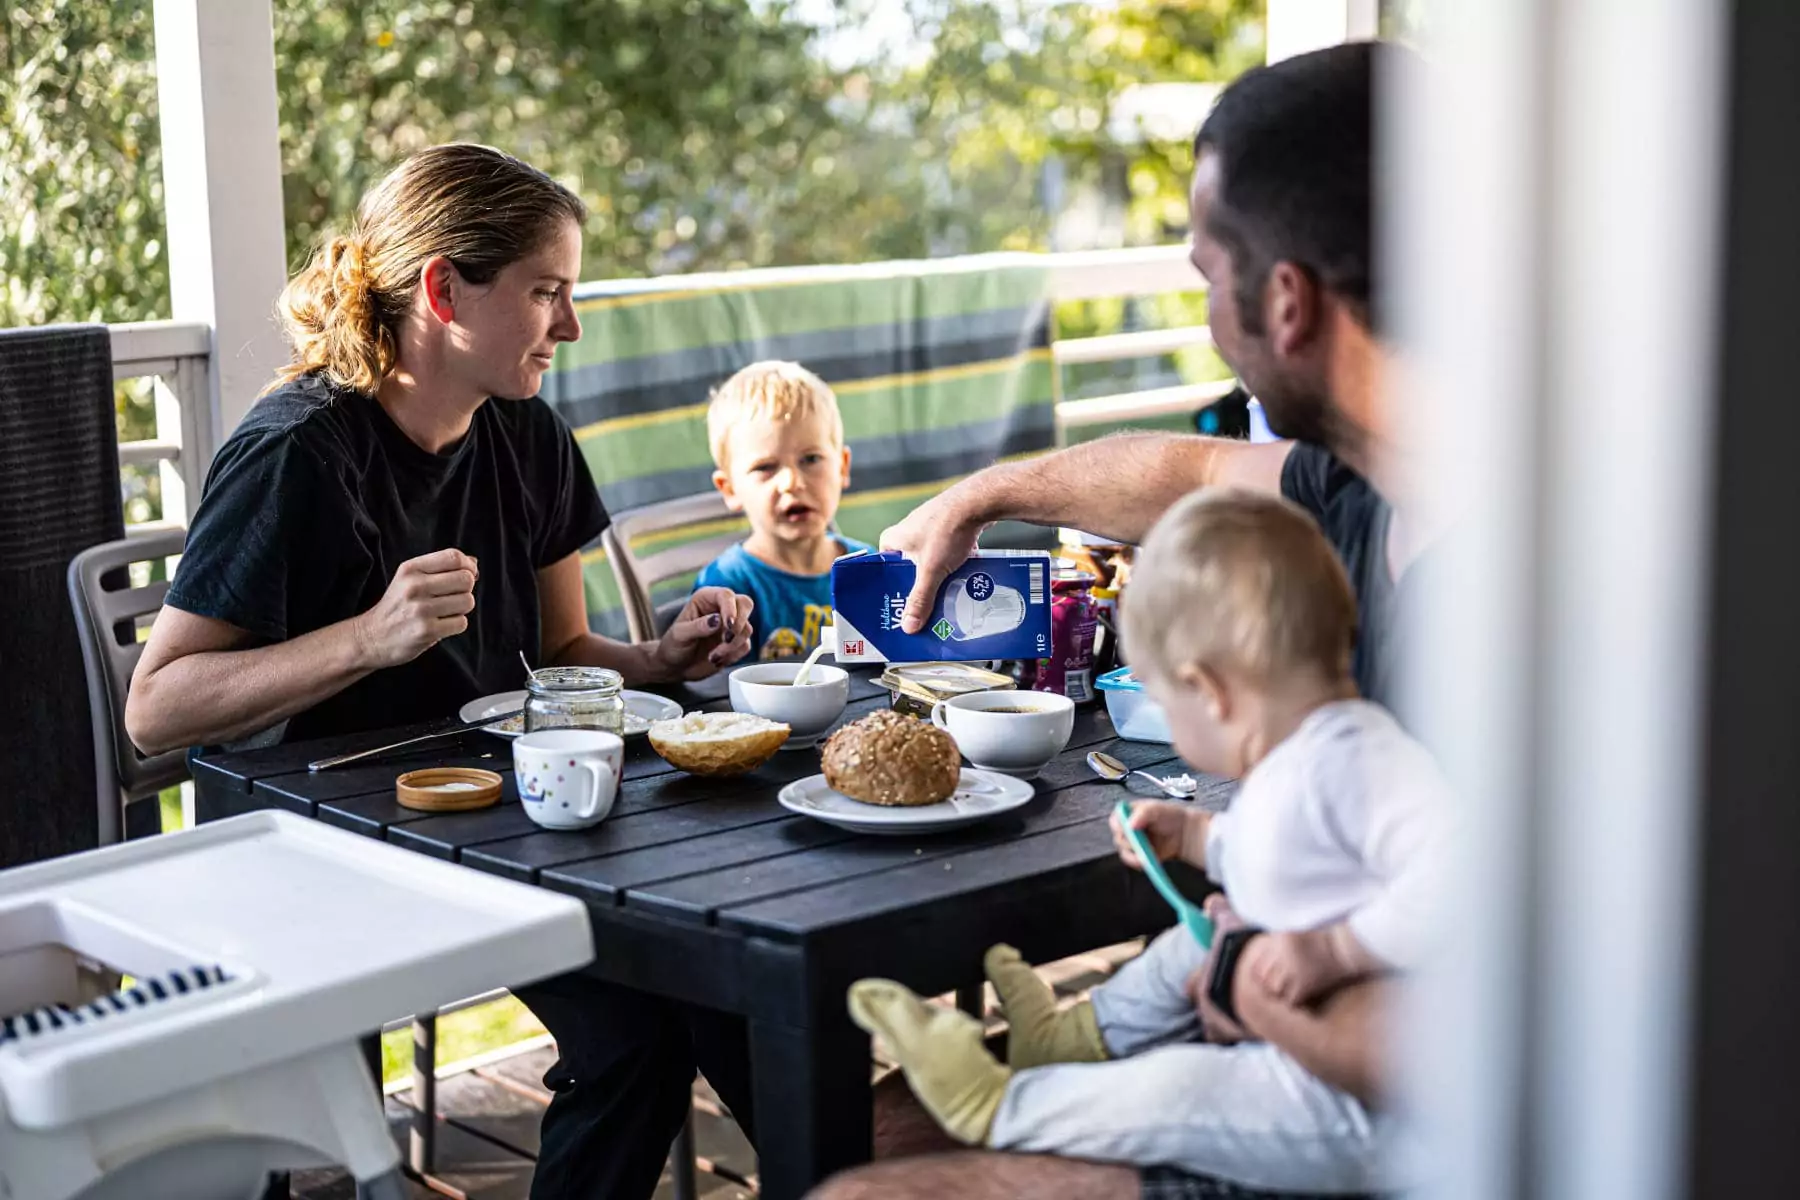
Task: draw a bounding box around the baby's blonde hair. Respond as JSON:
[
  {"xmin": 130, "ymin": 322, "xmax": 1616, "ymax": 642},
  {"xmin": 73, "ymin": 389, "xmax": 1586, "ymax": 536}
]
[
  {"xmin": 706, "ymin": 361, "xmax": 844, "ymax": 471},
  {"xmin": 1123, "ymin": 488, "xmax": 1357, "ymax": 687}
]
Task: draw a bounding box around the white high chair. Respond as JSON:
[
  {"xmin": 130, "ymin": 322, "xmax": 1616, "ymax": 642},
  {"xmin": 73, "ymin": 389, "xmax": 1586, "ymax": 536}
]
[{"xmin": 0, "ymin": 811, "xmax": 593, "ymax": 1200}]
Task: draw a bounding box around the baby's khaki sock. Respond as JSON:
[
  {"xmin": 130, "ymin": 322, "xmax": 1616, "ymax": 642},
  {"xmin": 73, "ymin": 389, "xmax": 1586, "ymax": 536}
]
[
  {"xmin": 848, "ymin": 979, "xmax": 1011, "ymax": 1145},
  {"xmin": 984, "ymin": 944, "xmax": 1109, "ymax": 1069}
]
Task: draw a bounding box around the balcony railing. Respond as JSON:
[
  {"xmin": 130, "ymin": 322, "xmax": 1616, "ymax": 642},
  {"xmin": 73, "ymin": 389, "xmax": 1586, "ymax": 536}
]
[
  {"xmin": 110, "ymin": 319, "xmax": 213, "ymax": 536},
  {"xmin": 106, "ymin": 244, "xmax": 1218, "ymax": 533}
]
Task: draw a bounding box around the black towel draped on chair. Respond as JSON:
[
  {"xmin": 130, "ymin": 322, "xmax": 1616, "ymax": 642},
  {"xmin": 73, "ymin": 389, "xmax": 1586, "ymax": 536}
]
[{"xmin": 0, "ymin": 323, "xmax": 124, "ymax": 868}]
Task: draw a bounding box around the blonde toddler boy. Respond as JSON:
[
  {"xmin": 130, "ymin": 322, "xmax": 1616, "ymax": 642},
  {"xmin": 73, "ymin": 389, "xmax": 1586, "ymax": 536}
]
[{"xmin": 697, "ymin": 361, "xmax": 869, "ymax": 660}]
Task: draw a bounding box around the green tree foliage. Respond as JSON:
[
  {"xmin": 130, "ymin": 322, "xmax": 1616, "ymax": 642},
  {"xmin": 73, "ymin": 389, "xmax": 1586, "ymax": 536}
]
[
  {"xmin": 6, "ymin": 0, "xmax": 1261, "ymax": 321},
  {"xmin": 273, "ymin": 0, "xmax": 880, "ymax": 278},
  {"xmin": 892, "ymin": 0, "xmax": 1261, "ymax": 254},
  {"xmin": 2, "ymin": 2, "xmax": 167, "ymax": 509},
  {"xmin": 4, "ymin": 0, "xmax": 1263, "ymax": 458},
  {"xmin": 1, "ymin": 2, "xmax": 166, "ymax": 328}
]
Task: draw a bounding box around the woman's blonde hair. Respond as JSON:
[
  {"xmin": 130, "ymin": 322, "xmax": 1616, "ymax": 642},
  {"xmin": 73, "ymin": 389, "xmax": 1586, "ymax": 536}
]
[
  {"xmin": 271, "ymin": 143, "xmax": 586, "ymax": 395},
  {"xmin": 1123, "ymin": 488, "xmax": 1357, "ymax": 686}
]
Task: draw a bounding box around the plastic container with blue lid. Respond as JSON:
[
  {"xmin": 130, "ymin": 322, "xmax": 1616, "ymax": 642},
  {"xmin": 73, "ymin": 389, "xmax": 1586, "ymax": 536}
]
[{"xmin": 1095, "ymin": 667, "xmax": 1173, "ymax": 744}]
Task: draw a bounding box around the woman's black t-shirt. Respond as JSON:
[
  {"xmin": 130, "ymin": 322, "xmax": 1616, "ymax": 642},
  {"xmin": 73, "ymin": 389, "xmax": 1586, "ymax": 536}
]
[{"xmin": 166, "ymin": 373, "xmax": 609, "ymax": 742}]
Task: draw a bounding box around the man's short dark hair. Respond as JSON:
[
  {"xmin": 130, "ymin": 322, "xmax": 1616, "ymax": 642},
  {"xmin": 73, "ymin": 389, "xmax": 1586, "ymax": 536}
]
[{"xmin": 1194, "ymin": 41, "xmax": 1392, "ymax": 336}]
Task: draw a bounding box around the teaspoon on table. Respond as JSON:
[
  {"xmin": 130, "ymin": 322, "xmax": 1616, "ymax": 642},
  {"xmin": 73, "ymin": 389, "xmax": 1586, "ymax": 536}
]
[{"xmin": 1086, "ymin": 750, "xmax": 1197, "ymax": 799}]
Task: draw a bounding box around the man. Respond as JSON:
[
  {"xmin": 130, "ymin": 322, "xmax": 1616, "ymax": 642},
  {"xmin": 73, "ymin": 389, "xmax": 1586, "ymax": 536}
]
[
  {"xmin": 884, "ymin": 40, "xmax": 1438, "ymax": 713},
  {"xmin": 813, "ymin": 40, "xmax": 1430, "ymax": 1199}
]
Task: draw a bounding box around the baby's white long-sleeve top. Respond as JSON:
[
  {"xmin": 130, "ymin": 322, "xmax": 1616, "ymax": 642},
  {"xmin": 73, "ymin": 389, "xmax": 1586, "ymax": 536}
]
[{"xmin": 1204, "ymin": 699, "xmax": 1450, "ymax": 968}]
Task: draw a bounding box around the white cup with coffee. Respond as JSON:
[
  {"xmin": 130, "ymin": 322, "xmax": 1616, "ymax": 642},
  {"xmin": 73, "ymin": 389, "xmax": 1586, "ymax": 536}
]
[
  {"xmin": 931, "ymin": 690, "xmax": 1075, "ymax": 779},
  {"xmin": 513, "ymin": 728, "xmax": 623, "ymax": 830}
]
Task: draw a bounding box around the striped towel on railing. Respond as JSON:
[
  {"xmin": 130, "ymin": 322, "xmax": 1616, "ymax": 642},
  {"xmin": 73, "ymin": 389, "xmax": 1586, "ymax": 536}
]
[
  {"xmin": 542, "ymin": 254, "xmax": 1059, "ymax": 640},
  {"xmin": 0, "ymin": 965, "xmax": 233, "ymax": 1046}
]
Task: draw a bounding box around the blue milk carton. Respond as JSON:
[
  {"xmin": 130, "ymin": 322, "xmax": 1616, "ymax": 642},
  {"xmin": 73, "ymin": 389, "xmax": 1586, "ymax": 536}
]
[{"xmin": 829, "ymin": 550, "xmax": 1053, "ymax": 664}]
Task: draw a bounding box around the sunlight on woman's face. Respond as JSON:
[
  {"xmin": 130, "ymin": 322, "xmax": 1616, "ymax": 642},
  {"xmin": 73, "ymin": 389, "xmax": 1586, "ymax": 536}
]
[{"xmin": 453, "ymin": 218, "xmax": 583, "ymax": 401}]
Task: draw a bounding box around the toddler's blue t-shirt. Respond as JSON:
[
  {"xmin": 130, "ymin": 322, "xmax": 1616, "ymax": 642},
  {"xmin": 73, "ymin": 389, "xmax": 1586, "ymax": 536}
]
[{"xmin": 696, "ymin": 537, "xmax": 873, "ymax": 660}]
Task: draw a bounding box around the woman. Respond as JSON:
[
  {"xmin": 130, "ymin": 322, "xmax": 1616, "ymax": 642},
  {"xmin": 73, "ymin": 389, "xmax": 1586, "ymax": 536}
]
[{"xmin": 127, "ymin": 143, "xmax": 757, "ymax": 1200}]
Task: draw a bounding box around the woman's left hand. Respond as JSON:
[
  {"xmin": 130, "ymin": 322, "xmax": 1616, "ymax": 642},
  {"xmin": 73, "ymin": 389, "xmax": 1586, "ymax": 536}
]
[{"xmin": 652, "ymin": 588, "xmax": 755, "ymax": 680}]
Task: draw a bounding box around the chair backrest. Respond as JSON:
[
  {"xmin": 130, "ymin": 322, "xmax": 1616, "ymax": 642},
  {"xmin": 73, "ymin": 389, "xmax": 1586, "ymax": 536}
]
[
  {"xmin": 67, "ymin": 529, "xmax": 190, "ymax": 844},
  {"xmin": 601, "ymin": 493, "xmax": 742, "ymax": 643}
]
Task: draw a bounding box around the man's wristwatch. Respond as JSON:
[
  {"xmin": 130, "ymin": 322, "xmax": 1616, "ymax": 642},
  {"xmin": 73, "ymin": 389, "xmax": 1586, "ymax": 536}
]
[{"xmin": 1205, "ymin": 925, "xmax": 1266, "ymax": 1026}]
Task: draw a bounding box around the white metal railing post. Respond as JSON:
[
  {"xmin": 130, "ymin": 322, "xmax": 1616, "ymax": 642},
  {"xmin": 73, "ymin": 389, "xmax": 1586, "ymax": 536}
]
[
  {"xmin": 152, "ymin": 0, "xmax": 289, "ymax": 474},
  {"xmin": 1265, "ymin": 0, "xmax": 1380, "ymax": 64},
  {"xmin": 153, "ymin": 375, "xmax": 189, "ymax": 528}
]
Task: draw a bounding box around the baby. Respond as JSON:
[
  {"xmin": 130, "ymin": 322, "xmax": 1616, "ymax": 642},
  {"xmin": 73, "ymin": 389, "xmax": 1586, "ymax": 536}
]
[
  {"xmin": 697, "ymin": 361, "xmax": 869, "ymax": 660},
  {"xmin": 846, "ymin": 489, "xmax": 1448, "ymax": 1192}
]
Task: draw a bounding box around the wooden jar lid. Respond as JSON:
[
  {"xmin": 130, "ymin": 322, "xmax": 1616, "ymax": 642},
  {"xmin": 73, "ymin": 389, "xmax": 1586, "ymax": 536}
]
[{"xmin": 396, "ymin": 767, "xmax": 503, "ymax": 813}]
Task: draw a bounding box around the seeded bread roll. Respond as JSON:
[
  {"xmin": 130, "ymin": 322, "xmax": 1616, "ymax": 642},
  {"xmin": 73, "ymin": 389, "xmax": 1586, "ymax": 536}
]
[{"xmin": 821, "ymin": 710, "xmax": 962, "ymax": 807}]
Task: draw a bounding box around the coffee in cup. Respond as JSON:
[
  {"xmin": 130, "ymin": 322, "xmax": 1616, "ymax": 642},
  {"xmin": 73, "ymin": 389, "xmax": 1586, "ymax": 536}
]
[{"xmin": 930, "ymin": 690, "xmax": 1075, "ymax": 779}]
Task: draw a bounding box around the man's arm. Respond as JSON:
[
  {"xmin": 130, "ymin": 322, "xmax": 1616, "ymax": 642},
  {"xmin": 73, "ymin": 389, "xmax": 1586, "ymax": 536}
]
[
  {"xmin": 1191, "ymin": 895, "xmax": 1393, "ymax": 1111},
  {"xmin": 881, "ymin": 433, "xmax": 1292, "ymax": 633},
  {"xmin": 1234, "ymin": 972, "xmax": 1391, "ymax": 1110}
]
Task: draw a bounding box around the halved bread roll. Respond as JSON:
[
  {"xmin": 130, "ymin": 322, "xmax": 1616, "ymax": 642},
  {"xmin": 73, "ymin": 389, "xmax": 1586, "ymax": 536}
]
[
  {"xmin": 649, "ymin": 711, "xmax": 791, "ymax": 777},
  {"xmin": 821, "ymin": 710, "xmax": 962, "ymax": 807}
]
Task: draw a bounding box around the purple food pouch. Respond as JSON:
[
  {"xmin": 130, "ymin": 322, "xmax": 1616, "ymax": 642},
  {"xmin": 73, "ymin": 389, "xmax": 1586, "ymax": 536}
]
[{"xmin": 1034, "ymin": 572, "xmax": 1097, "ymax": 701}]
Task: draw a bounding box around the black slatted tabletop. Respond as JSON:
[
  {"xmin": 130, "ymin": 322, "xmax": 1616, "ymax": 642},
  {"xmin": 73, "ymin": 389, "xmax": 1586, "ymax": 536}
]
[{"xmin": 191, "ymin": 668, "xmax": 1225, "ymax": 1199}]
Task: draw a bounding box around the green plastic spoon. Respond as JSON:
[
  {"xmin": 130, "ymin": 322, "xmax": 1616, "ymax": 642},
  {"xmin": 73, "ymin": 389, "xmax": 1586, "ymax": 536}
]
[{"xmin": 1114, "ymin": 799, "xmax": 1214, "ymax": 949}]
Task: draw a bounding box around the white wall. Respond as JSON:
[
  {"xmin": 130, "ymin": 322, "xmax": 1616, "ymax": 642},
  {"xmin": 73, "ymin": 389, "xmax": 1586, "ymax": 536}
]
[{"xmin": 1265, "ymin": 0, "xmax": 1380, "ymax": 63}]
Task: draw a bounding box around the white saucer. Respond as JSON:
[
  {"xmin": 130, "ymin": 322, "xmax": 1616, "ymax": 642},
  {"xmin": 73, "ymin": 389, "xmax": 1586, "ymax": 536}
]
[
  {"xmin": 777, "ymin": 769, "xmax": 1035, "ymax": 835},
  {"xmin": 459, "ymin": 690, "xmax": 684, "ymax": 739}
]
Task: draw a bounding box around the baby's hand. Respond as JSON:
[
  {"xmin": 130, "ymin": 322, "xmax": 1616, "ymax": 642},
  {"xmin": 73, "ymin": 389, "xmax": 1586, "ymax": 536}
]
[
  {"xmin": 1242, "ymin": 928, "xmax": 1354, "ymax": 1006},
  {"xmin": 1109, "ymin": 801, "xmax": 1196, "ymax": 870}
]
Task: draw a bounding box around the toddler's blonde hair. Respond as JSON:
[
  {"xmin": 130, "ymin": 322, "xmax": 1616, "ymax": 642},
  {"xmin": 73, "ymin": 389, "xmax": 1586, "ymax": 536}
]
[
  {"xmin": 706, "ymin": 361, "xmax": 844, "ymax": 471},
  {"xmin": 1123, "ymin": 488, "xmax": 1356, "ymax": 686}
]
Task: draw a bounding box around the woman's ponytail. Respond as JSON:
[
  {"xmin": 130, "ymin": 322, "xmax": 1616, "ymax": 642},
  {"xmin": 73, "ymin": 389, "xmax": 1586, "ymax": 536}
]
[{"xmin": 269, "ymin": 234, "xmax": 394, "ymax": 395}]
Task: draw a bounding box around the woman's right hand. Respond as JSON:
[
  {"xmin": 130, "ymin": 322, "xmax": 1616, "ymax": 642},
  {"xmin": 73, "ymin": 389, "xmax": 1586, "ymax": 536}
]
[
  {"xmin": 1109, "ymin": 800, "xmax": 1197, "ymax": 870},
  {"xmin": 354, "ymin": 549, "xmax": 479, "ymax": 669}
]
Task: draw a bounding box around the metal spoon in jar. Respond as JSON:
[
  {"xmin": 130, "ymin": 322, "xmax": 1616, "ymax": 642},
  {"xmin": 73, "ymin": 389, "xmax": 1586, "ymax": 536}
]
[{"xmin": 1086, "ymin": 750, "xmax": 1198, "ymax": 799}]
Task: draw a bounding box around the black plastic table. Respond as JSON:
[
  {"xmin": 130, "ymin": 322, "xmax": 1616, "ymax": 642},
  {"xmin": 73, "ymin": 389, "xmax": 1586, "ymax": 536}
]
[{"xmin": 191, "ymin": 669, "xmax": 1219, "ymax": 1198}]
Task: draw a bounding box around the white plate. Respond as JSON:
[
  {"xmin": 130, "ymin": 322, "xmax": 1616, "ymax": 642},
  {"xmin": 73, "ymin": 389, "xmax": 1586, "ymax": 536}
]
[
  {"xmin": 777, "ymin": 769, "xmax": 1036, "ymax": 836},
  {"xmin": 459, "ymin": 690, "xmax": 684, "ymax": 739}
]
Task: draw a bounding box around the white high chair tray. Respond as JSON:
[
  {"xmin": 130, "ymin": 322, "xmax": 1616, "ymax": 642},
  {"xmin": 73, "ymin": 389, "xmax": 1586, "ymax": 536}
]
[{"xmin": 0, "ymin": 811, "xmax": 593, "ymax": 1130}]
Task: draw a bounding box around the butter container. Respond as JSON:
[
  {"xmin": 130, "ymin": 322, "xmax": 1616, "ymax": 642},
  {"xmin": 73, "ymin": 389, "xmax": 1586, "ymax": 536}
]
[
  {"xmin": 879, "ymin": 662, "xmax": 1018, "ymax": 718},
  {"xmin": 830, "ymin": 550, "xmax": 1053, "ymax": 664}
]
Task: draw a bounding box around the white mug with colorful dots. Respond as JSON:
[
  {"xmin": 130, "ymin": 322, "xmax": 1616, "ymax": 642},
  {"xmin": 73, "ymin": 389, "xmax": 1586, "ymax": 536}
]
[{"xmin": 512, "ymin": 728, "xmax": 623, "ymax": 830}]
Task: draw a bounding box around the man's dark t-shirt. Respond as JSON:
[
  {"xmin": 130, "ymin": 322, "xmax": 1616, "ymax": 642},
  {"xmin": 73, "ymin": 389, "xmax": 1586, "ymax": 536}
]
[
  {"xmin": 166, "ymin": 373, "xmax": 609, "ymax": 742},
  {"xmin": 1279, "ymin": 441, "xmax": 1411, "ymax": 710}
]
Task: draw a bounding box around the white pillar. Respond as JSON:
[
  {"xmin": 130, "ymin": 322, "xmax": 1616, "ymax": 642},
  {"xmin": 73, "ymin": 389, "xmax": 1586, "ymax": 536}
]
[
  {"xmin": 1265, "ymin": 0, "xmax": 1380, "ymax": 63},
  {"xmin": 153, "ymin": 0, "xmax": 289, "ymax": 463},
  {"xmin": 1394, "ymin": 0, "xmax": 1726, "ymax": 1196}
]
